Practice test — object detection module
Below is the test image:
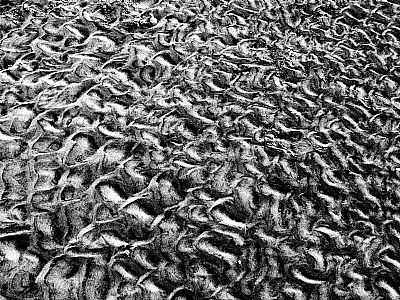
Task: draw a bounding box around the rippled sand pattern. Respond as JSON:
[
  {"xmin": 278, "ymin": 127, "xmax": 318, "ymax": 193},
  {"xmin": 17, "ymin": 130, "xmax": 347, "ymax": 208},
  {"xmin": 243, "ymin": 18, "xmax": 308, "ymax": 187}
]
[{"xmin": 1, "ymin": 0, "xmax": 400, "ymax": 299}]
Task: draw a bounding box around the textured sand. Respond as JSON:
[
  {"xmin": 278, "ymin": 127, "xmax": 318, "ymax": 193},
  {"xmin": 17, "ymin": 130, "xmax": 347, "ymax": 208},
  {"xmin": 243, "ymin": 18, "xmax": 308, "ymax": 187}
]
[{"xmin": 0, "ymin": 0, "xmax": 400, "ymax": 299}]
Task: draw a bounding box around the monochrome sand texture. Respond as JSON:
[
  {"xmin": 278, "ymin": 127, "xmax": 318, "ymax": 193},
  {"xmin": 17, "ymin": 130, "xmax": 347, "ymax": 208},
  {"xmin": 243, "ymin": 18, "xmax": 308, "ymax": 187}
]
[{"xmin": 1, "ymin": 0, "xmax": 400, "ymax": 299}]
